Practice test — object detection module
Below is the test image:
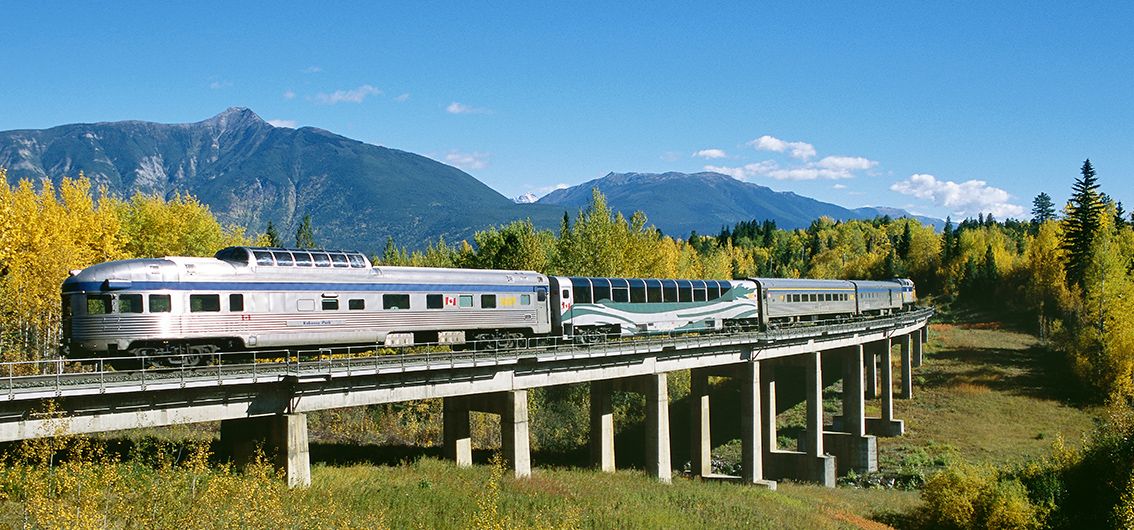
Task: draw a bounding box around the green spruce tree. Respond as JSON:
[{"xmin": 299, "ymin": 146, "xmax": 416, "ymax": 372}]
[
  {"xmin": 265, "ymin": 220, "xmax": 281, "ymax": 247},
  {"xmin": 1062, "ymin": 159, "xmax": 1106, "ymax": 288},
  {"xmin": 1031, "ymin": 192, "xmax": 1056, "ymax": 224},
  {"xmin": 295, "ymin": 214, "xmax": 316, "ymax": 248}
]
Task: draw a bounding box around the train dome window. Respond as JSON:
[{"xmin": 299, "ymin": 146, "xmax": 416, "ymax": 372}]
[
  {"xmin": 312, "ymin": 252, "xmax": 332, "ymax": 267},
  {"xmin": 272, "ymin": 251, "xmax": 295, "ymax": 266},
  {"xmin": 646, "ymin": 279, "xmax": 662, "ymax": 303},
  {"xmin": 570, "ymin": 277, "xmax": 592, "ymax": 304},
  {"xmin": 348, "ymin": 253, "xmax": 367, "ymax": 268},
  {"xmin": 293, "ymin": 251, "xmax": 313, "ymax": 266},
  {"xmin": 215, "ymin": 247, "xmax": 251, "ymax": 265},
  {"xmin": 677, "ymin": 280, "xmax": 693, "ymax": 303},
  {"xmin": 591, "ymin": 279, "xmax": 611, "ymax": 303},
  {"xmin": 330, "ymin": 253, "xmax": 350, "ymax": 267},
  {"xmin": 253, "ymin": 250, "xmax": 274, "ymax": 266},
  {"xmin": 629, "ymin": 279, "xmax": 646, "ymax": 303}
]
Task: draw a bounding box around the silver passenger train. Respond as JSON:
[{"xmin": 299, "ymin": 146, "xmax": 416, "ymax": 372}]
[{"xmin": 61, "ymin": 246, "xmax": 916, "ymax": 364}]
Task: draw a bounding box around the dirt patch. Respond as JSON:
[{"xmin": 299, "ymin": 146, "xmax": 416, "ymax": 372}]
[{"xmin": 824, "ymin": 507, "xmax": 896, "ymax": 529}]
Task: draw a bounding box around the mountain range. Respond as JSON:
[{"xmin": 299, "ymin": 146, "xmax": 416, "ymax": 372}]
[
  {"xmin": 539, "ymin": 172, "xmax": 942, "ymax": 235},
  {"xmin": 0, "ymin": 109, "xmax": 939, "ymax": 253}
]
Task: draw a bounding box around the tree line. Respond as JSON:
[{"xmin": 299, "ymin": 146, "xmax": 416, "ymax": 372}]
[{"xmin": 1, "ymin": 161, "xmax": 1130, "ymax": 403}]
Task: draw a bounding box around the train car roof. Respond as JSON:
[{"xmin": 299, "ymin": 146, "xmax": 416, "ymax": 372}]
[
  {"xmin": 849, "ymin": 280, "xmax": 903, "ymax": 290},
  {"xmin": 747, "ymin": 278, "xmax": 855, "ymax": 289}
]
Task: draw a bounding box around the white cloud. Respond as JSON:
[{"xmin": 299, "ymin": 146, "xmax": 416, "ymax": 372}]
[
  {"xmin": 394, "ymin": 93, "xmax": 411, "ymax": 102},
  {"xmin": 833, "ymin": 184, "xmax": 848, "ymax": 190},
  {"xmin": 445, "ymin": 150, "xmax": 490, "ymax": 171},
  {"xmin": 748, "ymin": 135, "xmax": 816, "ymax": 160},
  {"xmin": 314, "ymin": 84, "xmax": 382, "ymax": 104},
  {"xmin": 282, "ymin": 89, "xmax": 296, "ymax": 100},
  {"xmin": 267, "ymin": 119, "xmax": 298, "ymax": 128},
  {"xmin": 208, "ymin": 80, "xmax": 232, "ymax": 90},
  {"xmin": 531, "ymin": 183, "xmax": 570, "ymax": 196},
  {"xmin": 693, "ymin": 148, "xmax": 728, "ymax": 159},
  {"xmin": 446, "ymin": 101, "xmax": 489, "ymax": 114},
  {"xmin": 890, "ymin": 173, "xmax": 1025, "ymax": 218},
  {"xmin": 303, "ymin": 66, "xmax": 322, "ymax": 74},
  {"xmin": 817, "ymin": 156, "xmax": 877, "ymax": 171}
]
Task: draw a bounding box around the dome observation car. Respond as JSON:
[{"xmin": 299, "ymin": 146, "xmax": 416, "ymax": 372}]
[{"xmin": 214, "ymin": 246, "xmax": 372, "ymax": 269}]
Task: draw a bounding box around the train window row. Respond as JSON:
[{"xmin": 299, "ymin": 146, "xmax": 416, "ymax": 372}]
[
  {"xmin": 215, "ymin": 247, "xmax": 370, "ymax": 269},
  {"xmin": 861, "ymin": 292, "xmax": 891, "ymax": 300},
  {"xmin": 569, "ymin": 278, "xmax": 730, "ymax": 305},
  {"xmin": 783, "ymin": 293, "xmax": 850, "ymax": 303},
  {"xmin": 79, "ymin": 292, "xmax": 534, "ymax": 314}
]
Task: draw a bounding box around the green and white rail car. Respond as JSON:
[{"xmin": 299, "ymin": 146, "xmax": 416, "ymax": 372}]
[{"xmin": 548, "ymin": 276, "xmax": 762, "ymax": 341}]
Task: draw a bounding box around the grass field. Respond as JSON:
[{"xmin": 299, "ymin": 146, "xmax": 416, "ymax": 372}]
[{"xmin": 0, "ymin": 319, "xmax": 1099, "ymax": 529}]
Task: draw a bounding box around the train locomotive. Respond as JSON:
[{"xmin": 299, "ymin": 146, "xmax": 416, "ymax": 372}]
[{"xmin": 61, "ymin": 246, "xmax": 916, "ymax": 364}]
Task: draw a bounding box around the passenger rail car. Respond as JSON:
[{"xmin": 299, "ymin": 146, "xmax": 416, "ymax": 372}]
[
  {"xmin": 62, "ymin": 247, "xmax": 550, "ymax": 363},
  {"xmin": 61, "ymin": 246, "xmax": 919, "ymax": 364}
]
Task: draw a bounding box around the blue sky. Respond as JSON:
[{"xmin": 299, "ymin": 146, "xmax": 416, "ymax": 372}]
[{"xmin": 2, "ymin": 2, "xmax": 1132, "ymax": 221}]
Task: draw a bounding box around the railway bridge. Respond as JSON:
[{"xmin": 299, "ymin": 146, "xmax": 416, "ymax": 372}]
[{"xmin": 0, "ymin": 308, "xmax": 932, "ymax": 489}]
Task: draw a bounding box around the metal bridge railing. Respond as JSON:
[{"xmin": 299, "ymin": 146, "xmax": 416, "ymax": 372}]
[{"xmin": 0, "ymin": 308, "xmax": 933, "ymax": 401}]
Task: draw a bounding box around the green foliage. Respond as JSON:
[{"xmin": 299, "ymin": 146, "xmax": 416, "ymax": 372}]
[
  {"xmin": 920, "ymin": 462, "xmax": 1041, "ymax": 529},
  {"xmin": 265, "ymin": 220, "xmax": 281, "ymax": 247},
  {"xmin": 295, "ymin": 214, "xmax": 316, "ymax": 248}
]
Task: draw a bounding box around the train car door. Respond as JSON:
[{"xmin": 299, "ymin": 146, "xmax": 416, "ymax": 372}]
[{"xmin": 548, "ymin": 277, "xmax": 571, "ymax": 337}]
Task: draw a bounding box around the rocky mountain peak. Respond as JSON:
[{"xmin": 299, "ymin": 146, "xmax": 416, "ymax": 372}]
[{"xmin": 197, "ymin": 107, "xmax": 265, "ymax": 130}]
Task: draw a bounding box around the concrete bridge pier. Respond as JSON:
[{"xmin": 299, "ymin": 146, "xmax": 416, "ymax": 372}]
[
  {"xmin": 865, "ymin": 338, "xmax": 905, "ymax": 437},
  {"xmin": 590, "ymin": 380, "xmax": 615, "ymax": 472},
  {"xmin": 443, "ymin": 396, "xmax": 473, "ymax": 467},
  {"xmin": 900, "ymin": 333, "xmax": 913, "ymax": 400},
  {"xmin": 763, "ymin": 354, "xmax": 836, "ymax": 487},
  {"xmin": 864, "ymin": 345, "xmax": 878, "ymax": 399},
  {"xmin": 643, "ymin": 373, "xmax": 672, "ymax": 483},
  {"xmin": 913, "ymin": 326, "xmax": 926, "ymax": 367},
  {"xmin": 443, "ymin": 391, "xmax": 532, "ymax": 478},
  {"xmin": 219, "ymin": 413, "xmax": 311, "ymax": 488},
  {"xmin": 688, "ymin": 362, "xmax": 775, "ymax": 488},
  {"xmin": 824, "ymin": 345, "xmax": 878, "ymax": 475}
]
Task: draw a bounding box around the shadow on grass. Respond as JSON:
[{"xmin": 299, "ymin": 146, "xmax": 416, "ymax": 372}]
[{"xmin": 924, "ymin": 342, "xmax": 1089, "ymax": 405}]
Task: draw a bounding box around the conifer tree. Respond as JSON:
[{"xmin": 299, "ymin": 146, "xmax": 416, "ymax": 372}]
[
  {"xmin": 898, "ymin": 221, "xmax": 913, "ymax": 259},
  {"xmin": 1063, "ymin": 159, "xmax": 1106, "ymax": 288},
  {"xmin": 265, "ymin": 220, "xmax": 280, "ymax": 247},
  {"xmin": 295, "ymin": 214, "xmax": 316, "ymax": 248},
  {"xmin": 1031, "ymin": 192, "xmax": 1056, "ymax": 224}
]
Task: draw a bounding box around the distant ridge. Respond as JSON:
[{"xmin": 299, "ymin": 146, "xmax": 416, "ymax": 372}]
[
  {"xmin": 0, "ymin": 108, "xmax": 565, "ymax": 252},
  {"xmin": 539, "ymin": 171, "xmax": 942, "ymax": 235}
]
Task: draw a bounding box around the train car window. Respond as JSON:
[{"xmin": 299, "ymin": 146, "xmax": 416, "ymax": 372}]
[
  {"xmin": 646, "ymin": 279, "xmax": 662, "ymax": 303},
  {"xmin": 693, "ymin": 289, "xmax": 707, "ymax": 302},
  {"xmin": 630, "ymin": 282, "xmax": 646, "ymax": 303},
  {"xmin": 312, "ymin": 252, "xmax": 332, "ymax": 267},
  {"xmin": 677, "ymin": 280, "xmax": 692, "ymax": 303},
  {"xmin": 349, "ymin": 299, "xmax": 366, "ymax": 310},
  {"xmin": 521, "ymin": 294, "xmax": 531, "ymax": 305},
  {"xmin": 537, "ymin": 289, "xmax": 547, "ymax": 302},
  {"xmin": 149, "ymin": 294, "xmax": 171, "ymax": 313},
  {"xmin": 190, "ymin": 294, "xmax": 221, "ymax": 312},
  {"xmin": 427, "ymin": 294, "xmax": 444, "ymax": 309},
  {"xmin": 591, "ymin": 278, "xmax": 611, "ymax": 302},
  {"xmin": 383, "ymin": 294, "xmax": 410, "ymax": 310},
  {"xmin": 293, "ymin": 251, "xmax": 313, "ymax": 266},
  {"xmin": 811, "ymin": 294, "xmax": 819, "ymax": 302},
  {"xmin": 481, "ymin": 294, "xmax": 497, "ymax": 309},
  {"xmin": 322, "ymin": 298, "xmax": 339, "ymax": 311},
  {"xmin": 459, "ymin": 295, "xmax": 473, "ymax": 308},
  {"xmin": 119, "ymin": 294, "xmax": 143, "ymax": 313},
  {"xmin": 348, "ymin": 254, "xmax": 366, "ymax": 268},
  {"xmin": 612, "ymin": 287, "xmax": 629, "ymax": 303},
  {"xmin": 86, "ymin": 295, "xmax": 112, "ymax": 315},
  {"xmin": 662, "ymin": 280, "xmax": 677, "ymax": 302},
  {"xmin": 253, "ymin": 250, "xmax": 275, "ymax": 266},
  {"xmin": 707, "ymin": 281, "xmax": 720, "ymax": 301},
  {"xmin": 229, "ymin": 294, "xmax": 244, "ymax": 312},
  {"xmin": 561, "ymin": 289, "xmax": 570, "ymax": 299},
  {"xmin": 331, "ymin": 253, "xmax": 350, "ymax": 267},
  {"xmin": 271, "ymin": 251, "xmax": 294, "ymax": 266}
]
